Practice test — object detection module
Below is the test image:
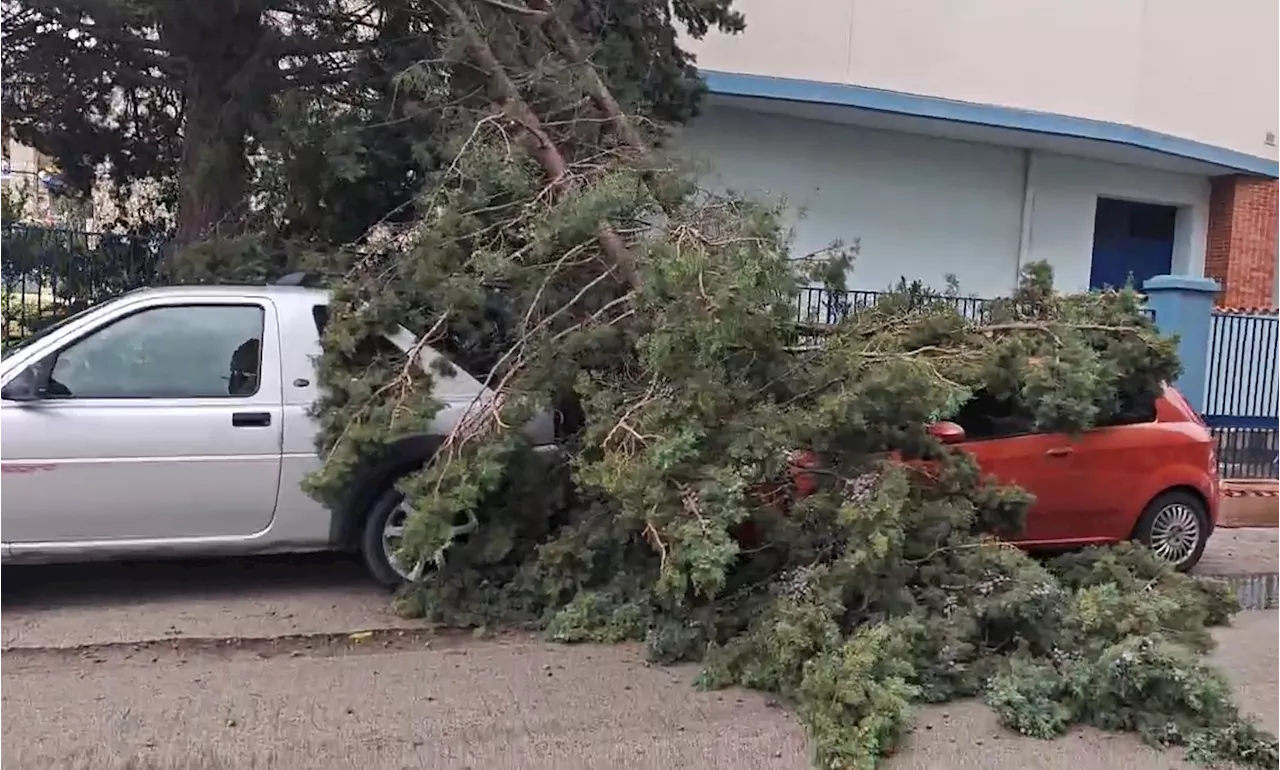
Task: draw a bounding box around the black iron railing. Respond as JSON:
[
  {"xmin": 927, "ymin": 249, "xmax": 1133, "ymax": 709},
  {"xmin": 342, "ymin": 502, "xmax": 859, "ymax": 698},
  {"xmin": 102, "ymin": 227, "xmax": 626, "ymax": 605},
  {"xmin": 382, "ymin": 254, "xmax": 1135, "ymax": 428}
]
[
  {"xmin": 796, "ymin": 286, "xmax": 993, "ymax": 325},
  {"xmin": 1, "ymin": 224, "xmax": 167, "ymax": 344}
]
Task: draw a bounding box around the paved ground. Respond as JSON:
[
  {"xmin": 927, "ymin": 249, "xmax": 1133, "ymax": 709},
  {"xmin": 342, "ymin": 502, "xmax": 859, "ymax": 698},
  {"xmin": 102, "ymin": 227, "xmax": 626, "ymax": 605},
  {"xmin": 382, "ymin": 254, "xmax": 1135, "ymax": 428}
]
[
  {"xmin": 1, "ymin": 553, "xmax": 417, "ymax": 649},
  {"xmin": 1195, "ymin": 527, "xmax": 1278, "ymax": 576},
  {"xmin": 2, "ymin": 536, "xmax": 1276, "ymax": 770},
  {"xmin": 2, "ymin": 634, "xmax": 809, "ymax": 770}
]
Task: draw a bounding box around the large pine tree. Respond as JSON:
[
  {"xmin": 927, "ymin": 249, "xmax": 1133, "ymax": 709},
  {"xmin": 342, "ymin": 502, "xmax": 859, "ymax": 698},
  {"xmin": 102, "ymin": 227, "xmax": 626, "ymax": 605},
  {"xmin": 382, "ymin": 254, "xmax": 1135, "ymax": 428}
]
[{"xmin": 2, "ymin": 0, "xmax": 741, "ymax": 254}]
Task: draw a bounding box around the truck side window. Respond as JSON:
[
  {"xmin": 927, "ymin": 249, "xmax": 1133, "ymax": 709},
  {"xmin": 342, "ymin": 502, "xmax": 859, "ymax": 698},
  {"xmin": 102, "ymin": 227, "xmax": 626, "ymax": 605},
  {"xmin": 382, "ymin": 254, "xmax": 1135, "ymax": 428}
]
[
  {"xmin": 311, "ymin": 304, "xmax": 330, "ymax": 336},
  {"xmin": 47, "ymin": 304, "xmax": 266, "ymax": 399},
  {"xmin": 311, "ymin": 304, "xmax": 406, "ymax": 364}
]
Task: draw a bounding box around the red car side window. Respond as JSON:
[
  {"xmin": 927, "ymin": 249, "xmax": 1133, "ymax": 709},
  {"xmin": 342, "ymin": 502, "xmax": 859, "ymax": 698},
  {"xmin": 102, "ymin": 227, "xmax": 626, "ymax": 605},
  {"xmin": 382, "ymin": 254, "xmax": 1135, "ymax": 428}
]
[
  {"xmin": 1098, "ymin": 390, "xmax": 1159, "ymax": 427},
  {"xmin": 952, "ymin": 390, "xmax": 1036, "ymax": 441}
]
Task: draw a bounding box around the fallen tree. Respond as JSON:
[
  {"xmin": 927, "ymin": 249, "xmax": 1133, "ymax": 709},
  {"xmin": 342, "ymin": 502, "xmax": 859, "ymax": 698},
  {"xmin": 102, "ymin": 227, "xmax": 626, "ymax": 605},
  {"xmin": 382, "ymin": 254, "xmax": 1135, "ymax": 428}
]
[{"xmin": 304, "ymin": 2, "xmax": 1278, "ymax": 767}]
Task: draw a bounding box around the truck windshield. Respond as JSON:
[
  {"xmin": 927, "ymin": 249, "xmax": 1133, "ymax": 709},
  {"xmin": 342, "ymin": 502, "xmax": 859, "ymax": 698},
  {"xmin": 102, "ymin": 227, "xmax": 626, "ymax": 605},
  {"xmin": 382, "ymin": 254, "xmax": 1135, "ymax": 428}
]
[{"xmin": 0, "ymin": 304, "xmax": 99, "ymax": 360}]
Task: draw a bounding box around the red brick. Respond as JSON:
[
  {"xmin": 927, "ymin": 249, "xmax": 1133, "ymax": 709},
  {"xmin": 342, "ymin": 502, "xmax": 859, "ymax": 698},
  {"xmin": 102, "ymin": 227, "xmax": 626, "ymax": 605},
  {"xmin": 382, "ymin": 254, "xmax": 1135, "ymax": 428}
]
[{"xmin": 1204, "ymin": 176, "xmax": 1278, "ymax": 309}]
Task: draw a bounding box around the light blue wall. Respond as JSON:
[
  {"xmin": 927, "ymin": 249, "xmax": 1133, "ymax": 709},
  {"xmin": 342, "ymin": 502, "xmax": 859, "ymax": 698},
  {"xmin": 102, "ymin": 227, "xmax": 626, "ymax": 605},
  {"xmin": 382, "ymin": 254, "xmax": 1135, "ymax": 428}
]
[{"xmin": 1143, "ymin": 275, "xmax": 1219, "ymax": 412}]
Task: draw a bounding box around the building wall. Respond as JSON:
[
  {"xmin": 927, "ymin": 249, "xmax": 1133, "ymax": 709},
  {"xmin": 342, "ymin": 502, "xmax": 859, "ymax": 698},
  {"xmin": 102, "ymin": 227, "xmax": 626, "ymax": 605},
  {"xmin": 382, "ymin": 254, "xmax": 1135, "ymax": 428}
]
[
  {"xmin": 673, "ymin": 107, "xmax": 1025, "ymax": 294},
  {"xmin": 2, "ymin": 139, "xmax": 45, "ymax": 175},
  {"xmin": 2, "ymin": 140, "xmax": 54, "ymax": 225},
  {"xmin": 684, "ymin": 0, "xmax": 1279, "ymax": 162},
  {"xmin": 1205, "ymin": 177, "xmax": 1278, "ymax": 308},
  {"xmin": 1025, "ymin": 153, "xmax": 1209, "ymax": 292},
  {"xmin": 673, "ymin": 105, "xmax": 1211, "ymax": 297}
]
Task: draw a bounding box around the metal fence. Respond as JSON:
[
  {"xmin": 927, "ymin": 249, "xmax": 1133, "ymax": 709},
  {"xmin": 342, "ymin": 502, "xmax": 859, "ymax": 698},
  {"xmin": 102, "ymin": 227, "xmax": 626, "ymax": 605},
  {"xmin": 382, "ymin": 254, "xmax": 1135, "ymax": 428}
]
[
  {"xmin": 795, "ymin": 286, "xmax": 993, "ymax": 325},
  {"xmin": 1202, "ymin": 309, "xmax": 1279, "ymax": 480},
  {"xmin": 1, "ymin": 224, "xmax": 167, "ymax": 344}
]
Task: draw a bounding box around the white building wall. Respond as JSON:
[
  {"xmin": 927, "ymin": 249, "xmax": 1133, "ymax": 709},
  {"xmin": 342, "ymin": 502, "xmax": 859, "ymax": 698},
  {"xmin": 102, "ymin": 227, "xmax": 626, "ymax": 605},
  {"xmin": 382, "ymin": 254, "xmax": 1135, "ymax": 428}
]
[
  {"xmin": 683, "ymin": 0, "xmax": 1278, "ymax": 162},
  {"xmin": 2, "ymin": 142, "xmax": 44, "ymax": 175},
  {"xmin": 673, "ymin": 105, "xmax": 1212, "ymax": 297},
  {"xmin": 673, "ymin": 107, "xmax": 1026, "ymax": 295},
  {"xmin": 1023, "ymin": 153, "xmax": 1209, "ymax": 292},
  {"xmin": 2, "ymin": 141, "xmax": 55, "ymax": 225}
]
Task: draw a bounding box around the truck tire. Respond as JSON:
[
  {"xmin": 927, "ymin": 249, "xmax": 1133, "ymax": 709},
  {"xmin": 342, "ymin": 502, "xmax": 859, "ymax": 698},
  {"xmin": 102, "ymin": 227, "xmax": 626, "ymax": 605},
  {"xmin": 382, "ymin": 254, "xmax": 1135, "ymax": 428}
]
[
  {"xmin": 339, "ymin": 436, "xmax": 444, "ymax": 587},
  {"xmin": 359, "ymin": 483, "xmax": 420, "ymax": 588},
  {"xmin": 359, "ymin": 474, "xmax": 482, "ymax": 588}
]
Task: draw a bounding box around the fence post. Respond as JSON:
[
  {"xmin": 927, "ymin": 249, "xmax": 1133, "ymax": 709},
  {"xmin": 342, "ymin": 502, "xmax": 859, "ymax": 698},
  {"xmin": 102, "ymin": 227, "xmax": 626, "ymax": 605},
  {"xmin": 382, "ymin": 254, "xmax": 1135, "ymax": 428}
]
[{"xmin": 1142, "ymin": 274, "xmax": 1220, "ymax": 413}]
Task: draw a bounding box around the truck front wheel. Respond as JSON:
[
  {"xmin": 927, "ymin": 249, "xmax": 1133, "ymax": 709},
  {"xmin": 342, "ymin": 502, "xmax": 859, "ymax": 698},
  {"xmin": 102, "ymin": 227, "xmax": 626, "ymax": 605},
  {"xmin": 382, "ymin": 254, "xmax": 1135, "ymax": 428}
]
[
  {"xmin": 360, "ymin": 485, "xmax": 420, "ymax": 587},
  {"xmin": 359, "ymin": 483, "xmax": 481, "ymax": 588}
]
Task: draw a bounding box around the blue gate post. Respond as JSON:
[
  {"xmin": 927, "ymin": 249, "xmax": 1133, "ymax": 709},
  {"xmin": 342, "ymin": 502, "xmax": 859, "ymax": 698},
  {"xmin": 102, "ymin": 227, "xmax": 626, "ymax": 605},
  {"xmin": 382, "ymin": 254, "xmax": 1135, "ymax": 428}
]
[{"xmin": 1142, "ymin": 275, "xmax": 1220, "ymax": 413}]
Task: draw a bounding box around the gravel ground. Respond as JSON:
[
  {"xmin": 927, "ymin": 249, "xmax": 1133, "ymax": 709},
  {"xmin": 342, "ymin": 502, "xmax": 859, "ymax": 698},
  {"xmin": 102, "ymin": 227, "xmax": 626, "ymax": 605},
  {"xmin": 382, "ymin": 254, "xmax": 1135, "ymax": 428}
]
[{"xmin": 2, "ymin": 537, "xmax": 1276, "ymax": 770}]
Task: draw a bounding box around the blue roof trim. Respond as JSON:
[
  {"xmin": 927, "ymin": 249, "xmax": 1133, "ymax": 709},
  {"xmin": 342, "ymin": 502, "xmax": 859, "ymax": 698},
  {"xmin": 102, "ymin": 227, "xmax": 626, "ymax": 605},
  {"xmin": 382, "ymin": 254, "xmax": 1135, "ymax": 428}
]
[{"xmin": 701, "ymin": 71, "xmax": 1280, "ymax": 179}]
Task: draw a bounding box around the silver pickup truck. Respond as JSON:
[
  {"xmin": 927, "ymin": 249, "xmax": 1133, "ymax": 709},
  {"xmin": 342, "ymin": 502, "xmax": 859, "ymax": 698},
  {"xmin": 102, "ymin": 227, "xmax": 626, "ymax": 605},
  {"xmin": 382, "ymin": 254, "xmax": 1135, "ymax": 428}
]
[{"xmin": 0, "ymin": 282, "xmax": 558, "ymax": 585}]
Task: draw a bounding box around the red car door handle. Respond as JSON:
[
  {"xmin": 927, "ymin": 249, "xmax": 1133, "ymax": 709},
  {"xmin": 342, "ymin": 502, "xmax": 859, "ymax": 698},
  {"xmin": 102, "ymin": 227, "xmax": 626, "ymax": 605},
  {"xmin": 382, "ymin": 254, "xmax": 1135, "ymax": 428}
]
[{"xmin": 1046, "ymin": 447, "xmax": 1073, "ymax": 458}]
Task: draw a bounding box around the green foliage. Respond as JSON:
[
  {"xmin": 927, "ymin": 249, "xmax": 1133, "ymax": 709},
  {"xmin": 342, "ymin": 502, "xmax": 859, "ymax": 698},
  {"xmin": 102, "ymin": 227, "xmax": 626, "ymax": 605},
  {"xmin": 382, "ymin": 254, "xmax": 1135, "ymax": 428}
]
[
  {"xmin": 1, "ymin": 179, "xmax": 32, "ymax": 224},
  {"xmin": 5, "ymin": 0, "xmax": 741, "ymax": 265},
  {"xmin": 277, "ymin": 3, "xmax": 1268, "ymax": 769},
  {"xmin": 307, "ymin": 140, "xmax": 1271, "ymax": 770},
  {"xmin": 1, "ymin": 291, "xmax": 62, "ymax": 344},
  {"xmin": 979, "ymin": 547, "xmax": 1270, "ymax": 767},
  {"xmin": 2, "ymin": 0, "xmax": 382, "ymax": 191}
]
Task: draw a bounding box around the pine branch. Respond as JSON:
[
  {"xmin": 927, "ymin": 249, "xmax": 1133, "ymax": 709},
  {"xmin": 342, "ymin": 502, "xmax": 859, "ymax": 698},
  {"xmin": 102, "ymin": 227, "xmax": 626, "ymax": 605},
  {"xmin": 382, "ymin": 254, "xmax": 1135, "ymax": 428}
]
[
  {"xmin": 443, "ymin": 0, "xmax": 638, "ymax": 284},
  {"xmin": 524, "ymin": 0, "xmax": 648, "ymax": 153},
  {"xmin": 474, "ymin": 0, "xmax": 548, "ymax": 17}
]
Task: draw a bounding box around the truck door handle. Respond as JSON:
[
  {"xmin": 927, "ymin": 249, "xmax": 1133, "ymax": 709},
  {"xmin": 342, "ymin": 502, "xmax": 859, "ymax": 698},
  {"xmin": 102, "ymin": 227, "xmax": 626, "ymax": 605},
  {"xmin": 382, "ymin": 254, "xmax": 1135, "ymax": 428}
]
[
  {"xmin": 232, "ymin": 412, "xmax": 272, "ymax": 428},
  {"xmin": 1046, "ymin": 447, "xmax": 1073, "ymax": 458}
]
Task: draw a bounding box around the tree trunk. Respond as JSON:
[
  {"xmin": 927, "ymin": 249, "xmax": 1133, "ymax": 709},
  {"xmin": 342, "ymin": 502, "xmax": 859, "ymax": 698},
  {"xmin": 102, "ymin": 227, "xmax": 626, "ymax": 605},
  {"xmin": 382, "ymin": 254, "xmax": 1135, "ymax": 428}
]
[
  {"xmin": 173, "ymin": 84, "xmax": 252, "ymax": 246},
  {"xmin": 162, "ymin": 5, "xmax": 268, "ymax": 252}
]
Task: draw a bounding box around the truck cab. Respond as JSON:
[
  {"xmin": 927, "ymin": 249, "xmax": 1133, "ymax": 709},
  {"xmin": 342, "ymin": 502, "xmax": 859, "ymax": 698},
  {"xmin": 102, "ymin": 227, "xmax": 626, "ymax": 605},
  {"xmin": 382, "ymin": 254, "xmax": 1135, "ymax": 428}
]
[{"xmin": 0, "ymin": 283, "xmax": 556, "ymax": 582}]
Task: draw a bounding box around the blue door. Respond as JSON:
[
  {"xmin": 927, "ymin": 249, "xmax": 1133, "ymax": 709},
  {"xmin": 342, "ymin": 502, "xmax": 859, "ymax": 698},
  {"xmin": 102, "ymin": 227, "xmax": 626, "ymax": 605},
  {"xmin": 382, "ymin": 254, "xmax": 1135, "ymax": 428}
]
[{"xmin": 1089, "ymin": 198, "xmax": 1175, "ymax": 291}]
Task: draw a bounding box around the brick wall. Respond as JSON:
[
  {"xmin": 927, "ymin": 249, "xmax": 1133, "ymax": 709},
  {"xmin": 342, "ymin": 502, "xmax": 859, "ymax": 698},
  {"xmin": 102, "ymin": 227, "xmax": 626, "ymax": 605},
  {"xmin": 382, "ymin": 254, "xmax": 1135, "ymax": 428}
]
[{"xmin": 1204, "ymin": 176, "xmax": 1278, "ymax": 309}]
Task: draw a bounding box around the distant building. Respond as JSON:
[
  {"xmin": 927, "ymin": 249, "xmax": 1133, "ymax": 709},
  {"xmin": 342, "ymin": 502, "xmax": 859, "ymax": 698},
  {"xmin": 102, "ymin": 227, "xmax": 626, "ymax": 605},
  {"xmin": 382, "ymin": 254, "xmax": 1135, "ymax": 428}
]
[
  {"xmin": 1, "ymin": 140, "xmax": 60, "ymax": 226},
  {"xmin": 677, "ymin": 0, "xmax": 1278, "ymax": 309}
]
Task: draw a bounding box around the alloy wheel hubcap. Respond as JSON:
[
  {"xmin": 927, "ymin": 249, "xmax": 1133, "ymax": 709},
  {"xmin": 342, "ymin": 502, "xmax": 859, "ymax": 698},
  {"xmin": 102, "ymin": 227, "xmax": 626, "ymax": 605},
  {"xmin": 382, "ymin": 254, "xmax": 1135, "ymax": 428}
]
[
  {"xmin": 1148, "ymin": 503, "xmax": 1201, "ymax": 566},
  {"xmin": 381, "ymin": 501, "xmax": 481, "ymax": 582}
]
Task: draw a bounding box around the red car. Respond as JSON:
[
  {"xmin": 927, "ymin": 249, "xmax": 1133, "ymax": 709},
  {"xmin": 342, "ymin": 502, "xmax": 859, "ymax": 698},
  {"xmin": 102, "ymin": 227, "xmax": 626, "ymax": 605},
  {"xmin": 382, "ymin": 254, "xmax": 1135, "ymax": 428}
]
[{"xmin": 783, "ymin": 384, "xmax": 1219, "ymax": 571}]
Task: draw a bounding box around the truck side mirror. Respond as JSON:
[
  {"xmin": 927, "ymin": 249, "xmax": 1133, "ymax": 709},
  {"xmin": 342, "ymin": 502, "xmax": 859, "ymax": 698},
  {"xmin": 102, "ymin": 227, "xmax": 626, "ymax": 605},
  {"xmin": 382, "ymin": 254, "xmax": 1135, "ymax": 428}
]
[
  {"xmin": 0, "ymin": 365, "xmax": 41, "ymax": 401},
  {"xmin": 0, "ymin": 355, "xmax": 53, "ymax": 399}
]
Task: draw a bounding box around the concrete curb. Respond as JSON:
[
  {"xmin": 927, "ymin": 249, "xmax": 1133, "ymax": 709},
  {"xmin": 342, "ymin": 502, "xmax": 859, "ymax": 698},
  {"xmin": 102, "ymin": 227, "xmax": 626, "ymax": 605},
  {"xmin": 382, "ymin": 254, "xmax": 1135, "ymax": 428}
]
[
  {"xmin": 0, "ymin": 626, "xmax": 451, "ymax": 658},
  {"xmin": 1198, "ymin": 572, "xmax": 1279, "ymax": 611}
]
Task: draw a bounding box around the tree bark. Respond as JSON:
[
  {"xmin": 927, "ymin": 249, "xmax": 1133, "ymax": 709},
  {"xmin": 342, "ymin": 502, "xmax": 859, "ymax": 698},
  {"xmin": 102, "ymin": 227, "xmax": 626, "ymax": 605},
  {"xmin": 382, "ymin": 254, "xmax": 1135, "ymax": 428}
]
[
  {"xmin": 161, "ymin": 4, "xmax": 269, "ymax": 251},
  {"xmin": 173, "ymin": 82, "xmax": 253, "ymax": 246}
]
